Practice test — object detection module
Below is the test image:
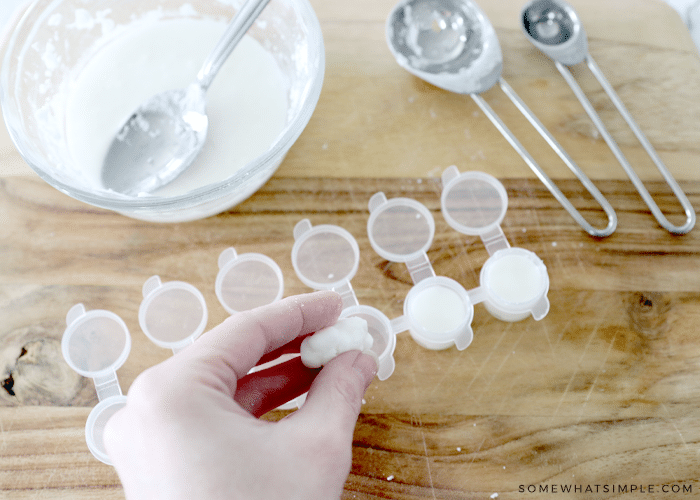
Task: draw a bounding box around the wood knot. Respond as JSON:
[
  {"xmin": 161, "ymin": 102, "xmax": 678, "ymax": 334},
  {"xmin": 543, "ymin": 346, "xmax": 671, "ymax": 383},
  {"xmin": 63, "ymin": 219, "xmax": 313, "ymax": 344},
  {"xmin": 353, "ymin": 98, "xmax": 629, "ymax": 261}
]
[
  {"xmin": 1, "ymin": 326, "xmax": 92, "ymax": 406},
  {"xmin": 627, "ymin": 292, "xmax": 671, "ymax": 339}
]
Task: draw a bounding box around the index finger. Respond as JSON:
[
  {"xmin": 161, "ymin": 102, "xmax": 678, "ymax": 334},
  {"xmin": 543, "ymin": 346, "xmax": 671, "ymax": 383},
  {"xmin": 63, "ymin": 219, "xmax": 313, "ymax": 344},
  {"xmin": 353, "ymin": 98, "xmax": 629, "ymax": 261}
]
[{"xmin": 182, "ymin": 290, "xmax": 342, "ymax": 396}]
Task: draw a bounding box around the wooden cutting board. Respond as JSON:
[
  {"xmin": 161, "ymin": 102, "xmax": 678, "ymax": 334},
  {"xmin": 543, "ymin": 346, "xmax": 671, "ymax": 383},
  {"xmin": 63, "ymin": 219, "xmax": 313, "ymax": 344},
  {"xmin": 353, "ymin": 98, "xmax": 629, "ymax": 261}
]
[{"xmin": 2, "ymin": 0, "xmax": 700, "ymax": 498}]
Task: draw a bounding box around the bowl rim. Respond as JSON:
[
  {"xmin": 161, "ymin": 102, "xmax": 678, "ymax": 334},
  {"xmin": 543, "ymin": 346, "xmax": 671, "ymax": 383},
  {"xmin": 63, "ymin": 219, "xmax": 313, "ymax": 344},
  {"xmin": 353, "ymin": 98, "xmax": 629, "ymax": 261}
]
[{"xmin": 0, "ymin": 0, "xmax": 325, "ymax": 211}]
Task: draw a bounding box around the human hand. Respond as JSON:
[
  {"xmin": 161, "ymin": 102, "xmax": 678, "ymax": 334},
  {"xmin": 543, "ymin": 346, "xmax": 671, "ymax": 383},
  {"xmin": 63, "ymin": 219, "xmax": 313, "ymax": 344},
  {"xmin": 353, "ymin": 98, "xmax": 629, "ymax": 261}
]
[{"xmin": 104, "ymin": 290, "xmax": 378, "ymax": 500}]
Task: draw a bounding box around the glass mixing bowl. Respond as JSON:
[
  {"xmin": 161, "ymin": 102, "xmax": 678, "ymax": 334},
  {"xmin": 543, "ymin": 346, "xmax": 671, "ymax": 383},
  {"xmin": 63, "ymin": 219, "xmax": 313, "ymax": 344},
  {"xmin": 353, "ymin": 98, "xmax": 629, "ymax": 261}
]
[{"xmin": 0, "ymin": 0, "xmax": 324, "ymax": 222}]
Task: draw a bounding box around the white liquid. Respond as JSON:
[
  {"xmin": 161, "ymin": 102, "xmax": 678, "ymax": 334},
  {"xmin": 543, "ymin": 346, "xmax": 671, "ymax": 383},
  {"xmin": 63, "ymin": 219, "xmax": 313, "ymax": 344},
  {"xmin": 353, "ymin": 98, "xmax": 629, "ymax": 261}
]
[
  {"xmin": 485, "ymin": 253, "xmax": 543, "ymax": 303},
  {"xmin": 64, "ymin": 18, "xmax": 288, "ymax": 196},
  {"xmin": 412, "ymin": 284, "xmax": 467, "ymax": 334}
]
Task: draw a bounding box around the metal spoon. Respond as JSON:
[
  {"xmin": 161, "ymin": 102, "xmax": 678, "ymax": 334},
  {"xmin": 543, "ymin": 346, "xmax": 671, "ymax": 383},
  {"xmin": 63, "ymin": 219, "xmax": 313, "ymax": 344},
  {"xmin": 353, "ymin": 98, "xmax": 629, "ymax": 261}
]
[
  {"xmin": 386, "ymin": 0, "xmax": 617, "ymax": 237},
  {"xmin": 521, "ymin": 0, "xmax": 695, "ymax": 234},
  {"xmin": 101, "ymin": 0, "xmax": 271, "ymax": 196}
]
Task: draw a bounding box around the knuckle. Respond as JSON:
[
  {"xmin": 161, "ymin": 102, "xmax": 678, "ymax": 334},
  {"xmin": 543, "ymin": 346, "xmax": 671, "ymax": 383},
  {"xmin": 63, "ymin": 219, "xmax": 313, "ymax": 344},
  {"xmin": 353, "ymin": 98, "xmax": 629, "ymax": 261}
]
[{"xmin": 126, "ymin": 365, "xmax": 181, "ymax": 415}]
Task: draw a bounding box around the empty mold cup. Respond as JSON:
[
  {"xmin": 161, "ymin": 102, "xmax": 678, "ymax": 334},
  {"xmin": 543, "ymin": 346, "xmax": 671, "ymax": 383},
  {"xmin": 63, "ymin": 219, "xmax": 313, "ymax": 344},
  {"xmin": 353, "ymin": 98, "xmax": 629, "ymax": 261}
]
[
  {"xmin": 62, "ymin": 304, "xmax": 131, "ymax": 465},
  {"xmin": 441, "ymin": 166, "xmax": 510, "ymax": 254},
  {"xmin": 441, "ymin": 166, "xmax": 550, "ymax": 322},
  {"xmin": 292, "ymin": 219, "xmax": 397, "ymax": 380},
  {"xmin": 291, "ymin": 219, "xmax": 361, "ymax": 309},
  {"xmin": 139, "ymin": 276, "xmax": 208, "ymax": 353},
  {"xmin": 367, "ymin": 192, "xmax": 436, "ymax": 283},
  {"xmin": 215, "ymin": 247, "xmax": 284, "ymax": 314},
  {"xmin": 368, "ymin": 192, "xmax": 474, "ymax": 350}
]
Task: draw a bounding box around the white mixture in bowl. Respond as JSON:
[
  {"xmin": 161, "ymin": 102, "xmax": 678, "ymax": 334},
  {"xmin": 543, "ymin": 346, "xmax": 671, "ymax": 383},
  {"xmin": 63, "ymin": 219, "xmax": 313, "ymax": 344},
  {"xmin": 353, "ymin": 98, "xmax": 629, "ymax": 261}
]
[{"xmin": 64, "ymin": 17, "xmax": 288, "ymax": 196}]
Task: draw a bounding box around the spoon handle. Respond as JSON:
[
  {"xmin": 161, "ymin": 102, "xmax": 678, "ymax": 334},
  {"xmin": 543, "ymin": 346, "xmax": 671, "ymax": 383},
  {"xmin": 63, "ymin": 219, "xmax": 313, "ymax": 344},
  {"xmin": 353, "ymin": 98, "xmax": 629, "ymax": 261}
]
[
  {"xmin": 555, "ymin": 58, "xmax": 695, "ymax": 234},
  {"xmin": 196, "ymin": 0, "xmax": 272, "ymax": 91},
  {"xmin": 470, "ymin": 83, "xmax": 617, "ymax": 238}
]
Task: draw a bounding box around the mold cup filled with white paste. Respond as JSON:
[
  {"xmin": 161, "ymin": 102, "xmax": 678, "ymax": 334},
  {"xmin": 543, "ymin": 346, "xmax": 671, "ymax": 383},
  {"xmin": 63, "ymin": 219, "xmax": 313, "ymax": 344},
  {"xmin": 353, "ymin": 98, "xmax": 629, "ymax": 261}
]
[
  {"xmin": 0, "ymin": 0, "xmax": 324, "ymax": 222},
  {"xmin": 403, "ymin": 276, "xmax": 474, "ymax": 350},
  {"xmin": 480, "ymin": 247, "xmax": 549, "ymax": 322}
]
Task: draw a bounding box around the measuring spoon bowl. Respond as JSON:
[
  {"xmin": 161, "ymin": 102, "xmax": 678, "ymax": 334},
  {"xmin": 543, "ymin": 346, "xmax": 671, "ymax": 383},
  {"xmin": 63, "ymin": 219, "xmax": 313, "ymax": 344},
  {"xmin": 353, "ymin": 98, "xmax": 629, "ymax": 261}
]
[
  {"xmin": 521, "ymin": 0, "xmax": 587, "ymax": 65},
  {"xmin": 386, "ymin": 0, "xmax": 502, "ymax": 94}
]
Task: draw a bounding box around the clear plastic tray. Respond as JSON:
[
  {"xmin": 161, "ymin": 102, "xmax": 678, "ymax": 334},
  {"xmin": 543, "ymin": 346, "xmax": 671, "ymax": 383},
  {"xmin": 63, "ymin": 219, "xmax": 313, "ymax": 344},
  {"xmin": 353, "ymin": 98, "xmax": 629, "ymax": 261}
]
[
  {"xmin": 62, "ymin": 304, "xmax": 130, "ymax": 465},
  {"xmin": 367, "ymin": 192, "xmax": 474, "ymax": 350},
  {"xmin": 365, "ymin": 166, "xmax": 550, "ymax": 351},
  {"xmin": 441, "ymin": 166, "xmax": 550, "ymax": 322}
]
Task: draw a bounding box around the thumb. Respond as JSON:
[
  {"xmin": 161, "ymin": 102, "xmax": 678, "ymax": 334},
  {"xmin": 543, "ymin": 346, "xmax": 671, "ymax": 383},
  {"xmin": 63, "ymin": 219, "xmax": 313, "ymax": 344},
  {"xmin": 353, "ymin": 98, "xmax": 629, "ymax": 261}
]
[{"xmin": 293, "ymin": 350, "xmax": 378, "ymax": 435}]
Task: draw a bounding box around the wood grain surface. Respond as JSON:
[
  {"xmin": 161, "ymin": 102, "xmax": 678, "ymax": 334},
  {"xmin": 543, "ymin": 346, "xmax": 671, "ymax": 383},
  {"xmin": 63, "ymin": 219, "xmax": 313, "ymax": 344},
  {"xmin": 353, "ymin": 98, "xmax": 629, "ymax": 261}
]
[{"xmin": 2, "ymin": 0, "xmax": 700, "ymax": 498}]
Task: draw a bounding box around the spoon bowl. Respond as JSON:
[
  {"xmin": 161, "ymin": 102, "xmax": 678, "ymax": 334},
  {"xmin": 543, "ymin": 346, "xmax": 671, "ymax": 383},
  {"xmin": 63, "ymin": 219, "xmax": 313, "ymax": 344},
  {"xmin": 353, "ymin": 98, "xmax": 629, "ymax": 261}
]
[
  {"xmin": 386, "ymin": 0, "xmax": 617, "ymax": 237},
  {"xmin": 102, "ymin": 0, "xmax": 270, "ymax": 196},
  {"xmin": 386, "ymin": 0, "xmax": 502, "ymax": 95},
  {"xmin": 102, "ymin": 84, "xmax": 208, "ymax": 195},
  {"xmin": 521, "ymin": 0, "xmax": 586, "ymax": 65}
]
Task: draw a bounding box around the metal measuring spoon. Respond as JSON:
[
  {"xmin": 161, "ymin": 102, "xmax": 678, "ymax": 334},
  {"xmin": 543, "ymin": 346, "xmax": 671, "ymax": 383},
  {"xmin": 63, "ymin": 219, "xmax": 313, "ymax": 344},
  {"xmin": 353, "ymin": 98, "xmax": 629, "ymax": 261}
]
[
  {"xmin": 101, "ymin": 0, "xmax": 271, "ymax": 196},
  {"xmin": 521, "ymin": 0, "xmax": 695, "ymax": 234},
  {"xmin": 386, "ymin": 0, "xmax": 617, "ymax": 237}
]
